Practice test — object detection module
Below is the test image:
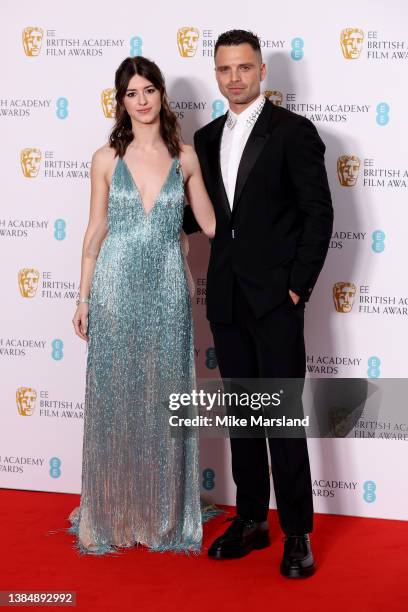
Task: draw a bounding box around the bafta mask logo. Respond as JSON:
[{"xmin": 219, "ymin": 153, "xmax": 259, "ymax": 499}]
[
  {"xmin": 337, "ymin": 155, "xmax": 360, "ymax": 186},
  {"xmin": 20, "ymin": 148, "xmax": 42, "ymax": 178},
  {"xmin": 340, "ymin": 28, "xmax": 364, "ymax": 59},
  {"xmin": 101, "ymin": 88, "xmax": 116, "ymax": 118},
  {"xmin": 264, "ymin": 90, "xmax": 283, "ymax": 106},
  {"xmin": 18, "ymin": 268, "xmax": 40, "ymax": 298},
  {"xmin": 177, "ymin": 27, "xmax": 200, "ymax": 57},
  {"xmin": 22, "ymin": 27, "xmax": 44, "ymax": 56},
  {"xmin": 16, "ymin": 387, "xmax": 37, "ymax": 416},
  {"xmin": 333, "ymin": 282, "xmax": 356, "ymax": 313}
]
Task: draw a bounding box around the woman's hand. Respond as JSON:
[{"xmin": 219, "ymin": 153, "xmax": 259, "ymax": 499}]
[{"xmin": 72, "ymin": 303, "xmax": 89, "ymax": 341}]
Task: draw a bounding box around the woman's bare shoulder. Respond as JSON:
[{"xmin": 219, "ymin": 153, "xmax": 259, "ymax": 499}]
[
  {"xmin": 92, "ymin": 144, "xmax": 117, "ymax": 166},
  {"xmin": 91, "ymin": 145, "xmax": 117, "ymax": 180}
]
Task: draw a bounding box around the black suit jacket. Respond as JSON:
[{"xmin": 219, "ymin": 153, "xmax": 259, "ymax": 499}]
[{"xmin": 187, "ymin": 99, "xmax": 333, "ymax": 324}]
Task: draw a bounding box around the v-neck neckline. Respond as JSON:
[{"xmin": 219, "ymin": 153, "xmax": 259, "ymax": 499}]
[{"xmin": 121, "ymin": 156, "xmax": 176, "ymax": 217}]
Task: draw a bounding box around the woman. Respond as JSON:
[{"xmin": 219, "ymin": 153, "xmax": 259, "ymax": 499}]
[{"xmin": 69, "ymin": 56, "xmax": 215, "ymax": 555}]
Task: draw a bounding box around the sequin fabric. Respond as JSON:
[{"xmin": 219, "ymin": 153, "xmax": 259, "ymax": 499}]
[{"xmin": 68, "ymin": 156, "xmax": 202, "ymax": 555}]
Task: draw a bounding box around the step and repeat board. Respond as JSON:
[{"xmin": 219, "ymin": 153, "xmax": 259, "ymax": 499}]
[{"xmin": 1, "ymin": 0, "xmax": 407, "ymax": 520}]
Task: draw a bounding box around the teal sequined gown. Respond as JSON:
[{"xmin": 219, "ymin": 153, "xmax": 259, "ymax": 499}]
[{"xmin": 68, "ymin": 156, "xmax": 202, "ymax": 555}]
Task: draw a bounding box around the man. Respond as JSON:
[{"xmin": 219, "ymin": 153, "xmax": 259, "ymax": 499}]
[{"xmin": 188, "ymin": 29, "xmax": 333, "ymax": 577}]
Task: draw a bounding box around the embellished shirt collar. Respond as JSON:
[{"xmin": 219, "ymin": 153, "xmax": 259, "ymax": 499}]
[{"xmin": 225, "ymin": 94, "xmax": 266, "ymax": 130}]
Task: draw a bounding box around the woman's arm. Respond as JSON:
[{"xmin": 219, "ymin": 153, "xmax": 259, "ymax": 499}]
[
  {"xmin": 180, "ymin": 145, "xmax": 215, "ymax": 238},
  {"xmin": 72, "ymin": 146, "xmax": 112, "ymax": 341}
]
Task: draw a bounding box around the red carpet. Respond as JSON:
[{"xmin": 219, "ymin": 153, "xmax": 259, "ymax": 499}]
[{"xmin": 0, "ymin": 489, "xmax": 406, "ymax": 611}]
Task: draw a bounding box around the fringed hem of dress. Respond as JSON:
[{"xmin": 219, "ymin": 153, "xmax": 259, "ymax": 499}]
[{"xmin": 64, "ymin": 502, "xmax": 224, "ymax": 557}]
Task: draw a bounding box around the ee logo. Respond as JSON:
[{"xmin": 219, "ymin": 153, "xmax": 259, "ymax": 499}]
[
  {"xmin": 202, "ymin": 468, "xmax": 215, "ymax": 490},
  {"xmin": 376, "ymin": 102, "xmax": 390, "ymax": 126},
  {"xmin": 130, "ymin": 36, "xmax": 143, "ymax": 57},
  {"xmin": 363, "ymin": 480, "xmax": 376, "ymax": 503},
  {"xmin": 52, "ymin": 339, "xmax": 64, "ymax": 361},
  {"xmin": 49, "ymin": 457, "xmax": 61, "ymax": 478},
  {"xmin": 212, "ymin": 100, "xmax": 224, "ymax": 119},
  {"xmin": 205, "ymin": 347, "xmax": 218, "ymax": 369},
  {"xmin": 367, "ymin": 356, "xmax": 380, "ymax": 378},
  {"xmin": 56, "ymin": 97, "xmax": 68, "ymax": 119},
  {"xmin": 291, "ymin": 37, "xmax": 304, "ymax": 61},
  {"xmin": 371, "ymin": 230, "xmax": 385, "ymax": 253},
  {"xmin": 54, "ymin": 219, "xmax": 66, "ymax": 241}
]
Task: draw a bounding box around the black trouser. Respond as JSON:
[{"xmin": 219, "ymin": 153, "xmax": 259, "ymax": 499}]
[{"xmin": 210, "ymin": 280, "xmax": 313, "ymax": 535}]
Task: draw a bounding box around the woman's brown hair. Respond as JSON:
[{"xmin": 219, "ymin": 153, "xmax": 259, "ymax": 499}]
[{"xmin": 109, "ymin": 56, "xmax": 181, "ymax": 158}]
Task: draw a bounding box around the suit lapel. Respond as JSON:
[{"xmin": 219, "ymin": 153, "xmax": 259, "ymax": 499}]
[
  {"xmin": 232, "ymin": 100, "xmax": 273, "ymax": 213},
  {"xmin": 206, "ymin": 114, "xmax": 231, "ymax": 219}
]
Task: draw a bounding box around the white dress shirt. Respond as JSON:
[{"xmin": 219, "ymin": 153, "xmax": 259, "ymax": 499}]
[{"xmin": 220, "ymin": 94, "xmax": 266, "ymax": 209}]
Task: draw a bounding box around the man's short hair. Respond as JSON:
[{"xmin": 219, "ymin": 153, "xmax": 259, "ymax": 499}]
[{"xmin": 215, "ymin": 29, "xmax": 262, "ymax": 58}]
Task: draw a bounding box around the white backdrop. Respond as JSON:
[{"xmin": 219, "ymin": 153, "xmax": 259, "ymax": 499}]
[{"xmin": 1, "ymin": 0, "xmax": 407, "ymax": 520}]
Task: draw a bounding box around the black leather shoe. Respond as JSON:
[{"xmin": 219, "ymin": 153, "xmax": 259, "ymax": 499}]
[
  {"xmin": 280, "ymin": 534, "xmax": 315, "ymax": 577},
  {"xmin": 208, "ymin": 516, "xmax": 270, "ymax": 559}
]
